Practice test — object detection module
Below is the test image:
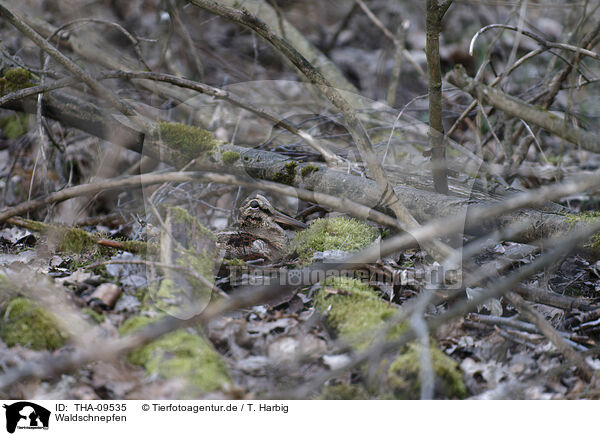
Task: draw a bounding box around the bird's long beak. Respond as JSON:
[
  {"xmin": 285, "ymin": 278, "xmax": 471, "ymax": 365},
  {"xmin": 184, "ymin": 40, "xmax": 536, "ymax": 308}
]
[{"xmin": 272, "ymin": 209, "xmax": 308, "ymax": 229}]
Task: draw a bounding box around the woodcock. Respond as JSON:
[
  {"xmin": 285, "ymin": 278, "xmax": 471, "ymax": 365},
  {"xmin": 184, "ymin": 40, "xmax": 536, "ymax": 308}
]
[{"xmin": 217, "ymin": 194, "xmax": 307, "ymax": 262}]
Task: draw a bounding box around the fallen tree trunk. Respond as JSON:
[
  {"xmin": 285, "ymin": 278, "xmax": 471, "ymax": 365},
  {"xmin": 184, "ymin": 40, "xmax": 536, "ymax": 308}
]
[{"xmin": 222, "ymin": 144, "xmax": 598, "ymax": 256}]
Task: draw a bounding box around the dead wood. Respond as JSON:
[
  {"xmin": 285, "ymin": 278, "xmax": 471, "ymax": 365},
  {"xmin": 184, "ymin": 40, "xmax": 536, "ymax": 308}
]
[{"xmin": 222, "ymin": 144, "xmax": 600, "ymax": 256}]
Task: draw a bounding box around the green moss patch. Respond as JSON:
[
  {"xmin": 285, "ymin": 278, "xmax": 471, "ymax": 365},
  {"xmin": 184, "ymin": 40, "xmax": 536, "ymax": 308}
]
[
  {"xmin": 224, "ymin": 258, "xmax": 246, "ymax": 267},
  {"xmin": 301, "ymin": 164, "xmax": 319, "ymax": 177},
  {"xmin": 314, "ymin": 277, "xmax": 400, "ymax": 348},
  {"xmin": 13, "ymin": 218, "xmax": 98, "ymax": 254},
  {"xmin": 119, "ymin": 240, "xmax": 155, "ymax": 255},
  {"xmin": 0, "ymin": 298, "xmax": 66, "ymax": 350},
  {"xmin": 120, "ymin": 316, "xmax": 230, "ymax": 392},
  {"xmin": 0, "ymin": 67, "xmax": 34, "ymax": 95},
  {"xmin": 564, "ymin": 211, "xmax": 600, "ymax": 224},
  {"xmin": 221, "ymin": 150, "xmax": 240, "ymax": 164},
  {"xmin": 564, "ymin": 212, "xmax": 600, "ymax": 248},
  {"xmin": 388, "ymin": 342, "xmax": 467, "ymax": 399},
  {"xmin": 272, "ymin": 161, "xmax": 298, "ymax": 185},
  {"xmin": 291, "ymin": 217, "xmax": 379, "ymax": 261},
  {"xmin": 58, "ymin": 227, "xmax": 98, "ymax": 253},
  {"xmin": 82, "ymin": 308, "xmax": 105, "ymax": 324},
  {"xmin": 155, "ymin": 122, "xmax": 219, "ymax": 167},
  {"xmin": 0, "ymin": 113, "xmax": 29, "ymax": 139}
]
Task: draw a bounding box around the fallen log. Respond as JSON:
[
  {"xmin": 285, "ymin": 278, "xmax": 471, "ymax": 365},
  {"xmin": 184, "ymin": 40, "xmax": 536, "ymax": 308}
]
[{"xmin": 222, "ymin": 144, "xmax": 600, "ymax": 257}]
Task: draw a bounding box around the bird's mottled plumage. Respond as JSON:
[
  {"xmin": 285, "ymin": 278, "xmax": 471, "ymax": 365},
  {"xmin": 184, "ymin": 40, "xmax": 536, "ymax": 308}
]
[{"xmin": 217, "ymin": 195, "xmax": 306, "ymax": 262}]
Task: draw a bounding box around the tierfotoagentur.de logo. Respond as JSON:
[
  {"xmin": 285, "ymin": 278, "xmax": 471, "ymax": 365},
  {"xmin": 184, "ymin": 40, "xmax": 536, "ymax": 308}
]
[{"xmin": 2, "ymin": 402, "xmax": 50, "ymax": 434}]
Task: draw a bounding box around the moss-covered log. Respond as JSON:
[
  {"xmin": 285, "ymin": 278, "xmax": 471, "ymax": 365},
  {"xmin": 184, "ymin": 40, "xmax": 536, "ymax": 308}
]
[{"xmin": 222, "ymin": 144, "xmax": 598, "ymax": 255}]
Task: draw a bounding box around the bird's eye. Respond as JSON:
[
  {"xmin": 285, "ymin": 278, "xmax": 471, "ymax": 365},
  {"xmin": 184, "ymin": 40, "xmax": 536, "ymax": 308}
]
[{"xmin": 249, "ymin": 200, "xmax": 260, "ymax": 208}]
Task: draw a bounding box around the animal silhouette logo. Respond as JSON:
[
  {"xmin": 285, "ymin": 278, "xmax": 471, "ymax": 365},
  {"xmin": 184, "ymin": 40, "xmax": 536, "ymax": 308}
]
[{"xmin": 3, "ymin": 402, "xmax": 50, "ymax": 433}]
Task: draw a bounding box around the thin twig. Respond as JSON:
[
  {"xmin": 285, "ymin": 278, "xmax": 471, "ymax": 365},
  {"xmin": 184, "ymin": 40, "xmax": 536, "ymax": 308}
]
[
  {"xmin": 47, "ymin": 17, "xmax": 151, "ymax": 71},
  {"xmin": 168, "ymin": 0, "xmax": 204, "ymax": 78},
  {"xmin": 0, "ymin": 170, "xmax": 402, "ymax": 231},
  {"xmin": 470, "ymin": 23, "xmax": 600, "ymax": 61}
]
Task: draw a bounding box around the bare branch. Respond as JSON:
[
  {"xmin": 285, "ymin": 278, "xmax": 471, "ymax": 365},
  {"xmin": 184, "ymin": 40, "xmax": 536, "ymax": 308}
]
[{"xmin": 446, "ymin": 65, "xmax": 600, "ymax": 153}]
